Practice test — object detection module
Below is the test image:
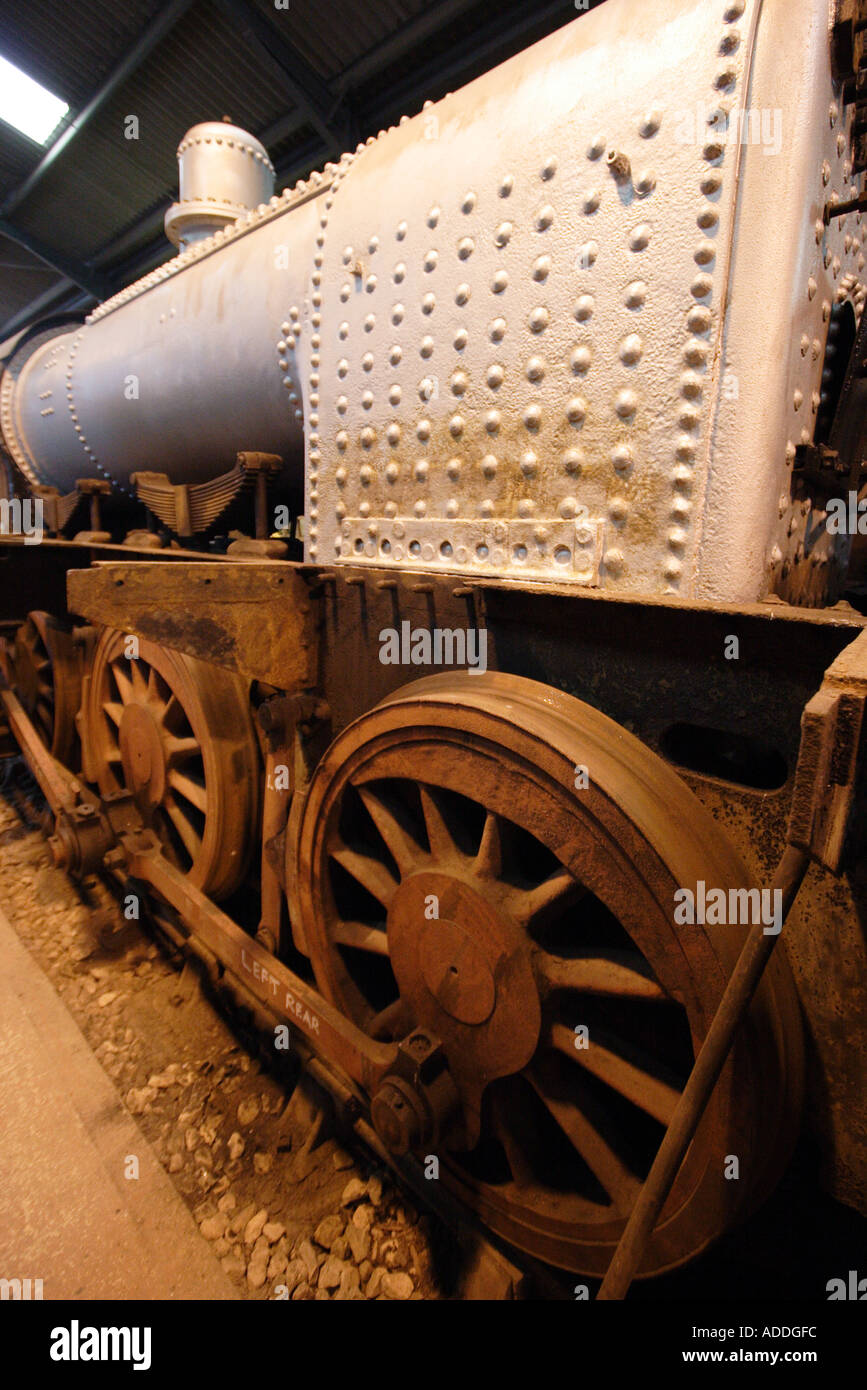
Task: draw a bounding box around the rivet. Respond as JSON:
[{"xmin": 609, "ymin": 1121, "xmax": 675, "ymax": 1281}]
[
  {"xmin": 482, "ymin": 454, "xmax": 498, "ymax": 478},
  {"xmin": 523, "ymin": 404, "xmax": 542, "ymax": 430},
  {"xmin": 457, "ymin": 237, "xmax": 475, "ymax": 259},
  {"xmin": 615, "ymin": 389, "xmax": 637, "ymax": 419},
  {"xmin": 625, "ymin": 281, "xmax": 647, "ymax": 309},
  {"xmin": 563, "ymin": 448, "xmax": 584, "ymax": 475},
  {"xmin": 629, "ymin": 224, "xmax": 651, "ymax": 251},
  {"xmin": 492, "ymin": 271, "xmax": 509, "ymax": 293},
  {"xmin": 389, "ymin": 384, "xmax": 401, "ymax": 405},
  {"xmin": 703, "ymin": 141, "xmax": 724, "ymax": 162},
  {"xmin": 393, "ymin": 262, "xmax": 406, "ymax": 283},
  {"xmin": 450, "ymin": 415, "xmax": 464, "ymax": 437},
  {"xmin": 575, "ymin": 295, "xmax": 595, "ymax": 321},
  {"xmin": 427, "ymin": 206, "xmax": 440, "ymax": 228},
  {"xmin": 420, "ymin": 336, "xmax": 434, "ymax": 358},
  {"xmin": 582, "ymin": 189, "xmax": 601, "ymax": 214},
  {"xmin": 527, "ymin": 356, "xmax": 546, "ymax": 381},
  {"xmin": 424, "ymin": 250, "xmax": 438, "ymax": 272},
  {"xmin": 521, "ymin": 450, "xmax": 538, "ymax": 477},
  {"xmin": 691, "ymin": 274, "xmax": 713, "ymax": 299},
  {"xmin": 535, "ymin": 204, "xmax": 555, "ymax": 231},
  {"xmin": 392, "ymin": 304, "xmax": 405, "ymax": 325},
  {"xmin": 489, "ymin": 317, "xmax": 507, "ymax": 341},
  {"xmin": 604, "ymin": 548, "xmax": 624, "ymax": 574},
  {"xmin": 454, "ymin": 328, "xmax": 468, "ymax": 349},
  {"xmin": 499, "ymin": 175, "xmax": 514, "ymax": 197},
  {"xmin": 620, "ymin": 334, "xmax": 643, "ymax": 365},
  {"xmin": 571, "ymin": 346, "xmax": 591, "ymax": 374},
  {"xmin": 533, "ymin": 255, "xmax": 551, "ymax": 281},
  {"xmin": 417, "ymin": 419, "xmax": 431, "ymax": 441},
  {"xmin": 567, "ymin": 396, "xmax": 588, "ymax": 424},
  {"xmin": 529, "ymin": 306, "xmax": 550, "ymax": 333},
  {"xmin": 635, "ymin": 171, "xmax": 656, "ymax": 196},
  {"xmin": 462, "ymin": 191, "xmax": 477, "ymax": 213},
  {"xmin": 587, "ymin": 135, "xmax": 606, "ymax": 160},
  {"xmin": 485, "ymin": 409, "xmax": 501, "ymax": 433}
]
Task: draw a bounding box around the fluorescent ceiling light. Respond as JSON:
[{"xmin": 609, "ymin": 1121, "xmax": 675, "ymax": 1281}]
[{"xmin": 0, "ymin": 55, "xmax": 69, "ymax": 144}]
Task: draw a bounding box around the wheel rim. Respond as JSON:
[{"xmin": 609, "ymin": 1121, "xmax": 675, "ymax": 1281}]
[
  {"xmin": 13, "ymin": 611, "xmax": 81, "ymax": 764},
  {"xmin": 88, "ymin": 630, "xmax": 259, "ymax": 900},
  {"xmin": 296, "ymin": 672, "xmax": 803, "ymax": 1275}
]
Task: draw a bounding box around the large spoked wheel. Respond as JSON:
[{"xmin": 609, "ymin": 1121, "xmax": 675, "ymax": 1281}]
[
  {"xmin": 88, "ymin": 629, "xmax": 259, "ymax": 900},
  {"xmin": 296, "ymin": 672, "xmax": 804, "ymax": 1276},
  {"xmin": 13, "ymin": 611, "xmax": 82, "ymax": 765}
]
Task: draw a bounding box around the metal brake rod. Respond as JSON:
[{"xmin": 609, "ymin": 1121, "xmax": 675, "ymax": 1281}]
[
  {"xmin": 123, "ymin": 832, "xmax": 398, "ymax": 1095},
  {"xmin": 0, "ymin": 684, "xmax": 80, "ymax": 813}
]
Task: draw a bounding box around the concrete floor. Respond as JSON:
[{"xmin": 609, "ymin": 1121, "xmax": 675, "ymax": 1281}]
[{"xmin": 0, "ymin": 906, "xmax": 236, "ymax": 1300}]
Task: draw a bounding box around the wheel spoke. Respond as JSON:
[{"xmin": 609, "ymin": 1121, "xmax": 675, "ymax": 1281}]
[
  {"xmin": 164, "ymin": 735, "xmax": 200, "ymax": 764},
  {"xmin": 418, "ymin": 785, "xmax": 461, "ymax": 861},
  {"xmin": 159, "ymin": 693, "xmax": 184, "ymax": 729},
  {"xmin": 358, "ymin": 786, "xmax": 424, "ymax": 878},
  {"xmin": 130, "ymin": 659, "xmax": 148, "ymax": 699},
  {"xmin": 330, "ymin": 839, "xmax": 398, "ymax": 908},
  {"xmin": 551, "ymin": 1023, "xmax": 681, "ymax": 1127},
  {"xmin": 163, "ymin": 795, "xmax": 202, "ymax": 861},
  {"xmin": 475, "ymin": 811, "xmax": 502, "ymax": 879},
  {"xmin": 526, "ymin": 1070, "xmax": 641, "ymax": 1212},
  {"xmin": 491, "ymin": 1089, "xmax": 536, "ymax": 1189},
  {"xmin": 103, "ymin": 701, "xmax": 125, "ymax": 729},
  {"xmin": 111, "ymin": 662, "xmax": 134, "ymax": 704},
  {"xmin": 168, "ymin": 769, "xmax": 208, "ymax": 814},
  {"xmin": 331, "ymin": 920, "xmax": 390, "ymax": 956},
  {"xmin": 367, "ymin": 997, "xmax": 411, "ymax": 1040},
  {"xmin": 509, "ymin": 867, "xmax": 585, "ymax": 928},
  {"xmin": 534, "ymin": 948, "xmax": 667, "ymax": 1001}
]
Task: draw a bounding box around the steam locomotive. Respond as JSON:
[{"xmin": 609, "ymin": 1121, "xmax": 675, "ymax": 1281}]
[{"xmin": 2, "ymin": 0, "xmax": 867, "ymax": 1289}]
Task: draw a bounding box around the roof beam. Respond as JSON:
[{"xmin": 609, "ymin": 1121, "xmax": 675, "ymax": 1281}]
[
  {"xmin": 1, "ymin": 0, "xmax": 198, "ymax": 218},
  {"xmin": 211, "ymin": 0, "xmax": 355, "ymax": 153},
  {"xmin": 0, "ymin": 218, "xmax": 110, "ymax": 299}
]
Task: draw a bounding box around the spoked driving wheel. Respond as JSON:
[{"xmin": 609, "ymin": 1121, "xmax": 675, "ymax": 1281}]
[
  {"xmin": 88, "ymin": 629, "xmax": 259, "ymax": 900},
  {"xmin": 296, "ymin": 672, "xmax": 803, "ymax": 1276},
  {"xmin": 13, "ymin": 611, "xmax": 82, "ymax": 764}
]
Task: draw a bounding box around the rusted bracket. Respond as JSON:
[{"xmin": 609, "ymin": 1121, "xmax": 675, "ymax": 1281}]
[{"xmin": 788, "ymin": 628, "xmax": 867, "ymax": 870}]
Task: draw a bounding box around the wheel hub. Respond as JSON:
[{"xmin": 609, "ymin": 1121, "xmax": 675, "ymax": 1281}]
[
  {"xmin": 118, "ymin": 704, "xmax": 166, "ymax": 811},
  {"xmin": 387, "ymin": 871, "xmax": 541, "ymax": 1144}
]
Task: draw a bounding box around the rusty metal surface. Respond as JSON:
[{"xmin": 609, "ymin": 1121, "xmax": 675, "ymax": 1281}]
[{"xmin": 67, "ymin": 560, "xmax": 319, "ymax": 692}]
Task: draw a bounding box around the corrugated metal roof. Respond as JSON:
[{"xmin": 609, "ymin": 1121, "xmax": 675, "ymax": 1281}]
[{"xmin": 0, "ymin": 0, "xmax": 580, "ymax": 336}]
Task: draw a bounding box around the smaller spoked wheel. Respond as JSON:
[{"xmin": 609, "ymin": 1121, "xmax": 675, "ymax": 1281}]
[
  {"xmin": 88, "ymin": 629, "xmax": 259, "ymax": 900},
  {"xmin": 296, "ymin": 673, "xmax": 804, "ymax": 1276},
  {"xmin": 13, "ymin": 611, "xmax": 81, "ymax": 764}
]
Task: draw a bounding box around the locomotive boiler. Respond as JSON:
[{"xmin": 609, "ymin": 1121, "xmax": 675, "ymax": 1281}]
[{"xmin": 2, "ymin": 0, "xmax": 867, "ymax": 1293}]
